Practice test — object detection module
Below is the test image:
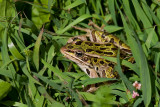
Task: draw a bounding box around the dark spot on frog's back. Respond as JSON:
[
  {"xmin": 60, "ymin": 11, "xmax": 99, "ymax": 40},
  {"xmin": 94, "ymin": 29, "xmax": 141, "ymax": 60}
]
[
  {"xmin": 95, "ymin": 44, "xmax": 101, "ymax": 46},
  {"xmin": 100, "ymin": 47, "xmax": 107, "ymax": 50},
  {"xmin": 94, "ymin": 58, "xmax": 97, "ymax": 62},
  {"xmin": 96, "ymin": 50, "xmax": 103, "ymax": 54},
  {"xmin": 104, "ymin": 52, "xmax": 113, "ymax": 55},
  {"xmin": 85, "ymin": 42, "xmax": 93, "ymax": 46},
  {"xmin": 86, "ymin": 49, "xmax": 93, "ymax": 52},
  {"xmin": 75, "ymin": 41, "xmax": 82, "ymax": 45},
  {"xmin": 111, "ymin": 48, "xmax": 117, "ymax": 50},
  {"xmin": 105, "ymin": 43, "xmax": 112, "ymax": 46},
  {"xmin": 100, "ymin": 61, "xmax": 104, "ymax": 65},
  {"xmin": 108, "ymin": 63, "xmax": 114, "ymax": 67}
]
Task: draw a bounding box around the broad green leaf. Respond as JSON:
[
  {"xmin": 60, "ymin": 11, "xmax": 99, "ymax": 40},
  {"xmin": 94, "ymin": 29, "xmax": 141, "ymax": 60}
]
[
  {"xmin": 0, "ymin": 79, "xmax": 12, "ymax": 100},
  {"xmin": 32, "ymin": 0, "xmax": 51, "ymax": 28}
]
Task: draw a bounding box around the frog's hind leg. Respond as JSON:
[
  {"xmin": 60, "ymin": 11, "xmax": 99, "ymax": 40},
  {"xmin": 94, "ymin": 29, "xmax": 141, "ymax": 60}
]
[
  {"xmin": 72, "ymin": 26, "xmax": 91, "ymax": 33},
  {"xmin": 67, "ymin": 34, "xmax": 88, "ymax": 43}
]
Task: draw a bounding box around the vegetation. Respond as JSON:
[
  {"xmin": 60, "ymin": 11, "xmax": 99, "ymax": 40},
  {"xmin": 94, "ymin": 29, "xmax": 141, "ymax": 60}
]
[{"xmin": 0, "ymin": 0, "xmax": 160, "ymax": 106}]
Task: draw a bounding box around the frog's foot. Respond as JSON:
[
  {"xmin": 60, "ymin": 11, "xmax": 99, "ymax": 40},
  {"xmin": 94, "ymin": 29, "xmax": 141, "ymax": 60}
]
[
  {"xmin": 88, "ymin": 20, "xmax": 105, "ymax": 31},
  {"xmin": 87, "ymin": 84, "xmax": 98, "ymax": 92}
]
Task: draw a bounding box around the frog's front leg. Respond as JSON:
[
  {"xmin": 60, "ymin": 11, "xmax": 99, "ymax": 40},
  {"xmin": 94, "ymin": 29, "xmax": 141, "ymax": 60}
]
[
  {"xmin": 78, "ymin": 64, "xmax": 100, "ymax": 92},
  {"xmin": 86, "ymin": 68, "xmax": 99, "ymax": 92}
]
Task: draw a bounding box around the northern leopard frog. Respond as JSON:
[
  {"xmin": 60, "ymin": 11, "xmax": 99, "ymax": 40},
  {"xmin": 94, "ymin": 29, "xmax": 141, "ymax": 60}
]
[{"xmin": 61, "ymin": 23, "xmax": 133, "ymax": 79}]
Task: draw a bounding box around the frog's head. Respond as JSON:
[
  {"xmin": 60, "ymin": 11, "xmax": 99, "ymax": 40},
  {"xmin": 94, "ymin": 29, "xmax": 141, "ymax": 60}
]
[{"xmin": 60, "ymin": 43, "xmax": 92, "ymax": 66}]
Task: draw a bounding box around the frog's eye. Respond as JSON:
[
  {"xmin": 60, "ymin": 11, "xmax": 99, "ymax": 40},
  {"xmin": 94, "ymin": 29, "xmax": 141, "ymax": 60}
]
[
  {"xmin": 75, "ymin": 40, "xmax": 82, "ymax": 45},
  {"xmin": 75, "ymin": 51, "xmax": 83, "ymax": 57}
]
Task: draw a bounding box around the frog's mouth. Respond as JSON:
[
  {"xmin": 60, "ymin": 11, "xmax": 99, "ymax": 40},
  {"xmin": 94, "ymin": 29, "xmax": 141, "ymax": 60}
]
[{"xmin": 60, "ymin": 46, "xmax": 92, "ymax": 67}]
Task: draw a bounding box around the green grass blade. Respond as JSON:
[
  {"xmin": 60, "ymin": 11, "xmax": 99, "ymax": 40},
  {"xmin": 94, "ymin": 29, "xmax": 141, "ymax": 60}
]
[
  {"xmin": 56, "ymin": 14, "xmax": 92, "ymax": 34},
  {"xmin": 8, "ymin": 37, "xmax": 24, "ymax": 60},
  {"xmin": 134, "ymin": 31, "xmax": 152, "ymax": 107},
  {"xmin": 133, "ymin": 98, "xmax": 143, "ymax": 107},
  {"xmin": 115, "ymin": 49, "xmax": 134, "ymax": 92},
  {"xmin": 122, "ymin": 0, "xmax": 141, "ymax": 31},
  {"xmin": 132, "ymin": 0, "xmax": 158, "ymax": 45},
  {"xmin": 64, "ymin": 0, "xmax": 85, "ymax": 10},
  {"xmin": 111, "ymin": 90, "xmax": 128, "ymax": 102},
  {"xmin": 119, "ymin": 6, "xmax": 152, "ymax": 105},
  {"xmin": 41, "ymin": 59, "xmax": 72, "ymax": 82},
  {"xmin": 38, "ymin": 86, "xmax": 65, "ymax": 107},
  {"xmin": 33, "ymin": 28, "xmax": 43, "ymax": 71},
  {"xmin": 108, "ymin": 0, "xmax": 117, "ymax": 25}
]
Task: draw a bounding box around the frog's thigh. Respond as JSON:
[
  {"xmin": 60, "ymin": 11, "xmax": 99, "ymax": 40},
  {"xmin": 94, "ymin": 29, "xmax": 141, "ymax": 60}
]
[{"xmin": 105, "ymin": 66, "xmax": 117, "ymax": 78}]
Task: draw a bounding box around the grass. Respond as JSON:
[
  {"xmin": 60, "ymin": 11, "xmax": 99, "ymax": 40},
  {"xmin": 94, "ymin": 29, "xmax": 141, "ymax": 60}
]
[{"xmin": 0, "ymin": 0, "xmax": 160, "ymax": 106}]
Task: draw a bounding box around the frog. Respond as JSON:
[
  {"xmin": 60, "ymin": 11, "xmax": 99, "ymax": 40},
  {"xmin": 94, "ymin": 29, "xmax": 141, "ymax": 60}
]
[{"xmin": 60, "ymin": 21, "xmax": 133, "ymax": 79}]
